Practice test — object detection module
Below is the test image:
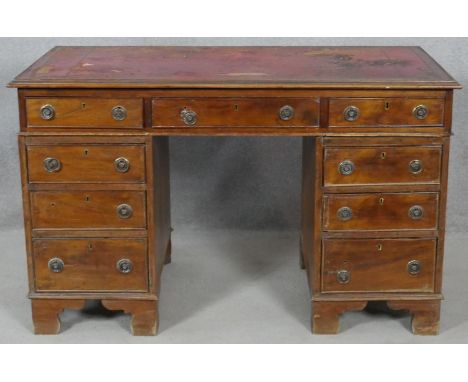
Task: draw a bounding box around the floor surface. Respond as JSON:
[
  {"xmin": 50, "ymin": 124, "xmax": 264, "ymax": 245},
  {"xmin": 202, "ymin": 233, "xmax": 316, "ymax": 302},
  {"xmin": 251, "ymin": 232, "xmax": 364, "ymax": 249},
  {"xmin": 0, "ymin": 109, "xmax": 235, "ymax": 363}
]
[{"xmin": 1, "ymin": 228, "xmax": 467, "ymax": 343}]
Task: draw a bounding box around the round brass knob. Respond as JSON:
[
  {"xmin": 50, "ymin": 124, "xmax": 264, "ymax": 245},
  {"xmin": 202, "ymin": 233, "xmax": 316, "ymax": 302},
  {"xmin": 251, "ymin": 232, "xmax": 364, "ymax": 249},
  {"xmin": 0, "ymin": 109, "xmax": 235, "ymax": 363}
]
[
  {"xmin": 337, "ymin": 270, "xmax": 350, "ymax": 284},
  {"xmin": 337, "ymin": 206, "xmax": 353, "ymax": 221},
  {"xmin": 180, "ymin": 109, "xmax": 197, "ymax": 125},
  {"xmin": 40, "ymin": 104, "xmax": 55, "ymax": 120},
  {"xmin": 413, "ymin": 105, "xmax": 428, "ymax": 120},
  {"xmin": 409, "ymin": 159, "xmax": 423, "ymax": 174},
  {"xmin": 408, "ymin": 205, "xmax": 424, "ymax": 220},
  {"xmin": 116, "ymin": 259, "xmax": 133, "ymax": 274},
  {"xmin": 116, "ymin": 203, "xmax": 133, "ymax": 219},
  {"xmin": 407, "ymin": 260, "xmax": 421, "ymax": 275},
  {"xmin": 114, "ymin": 157, "xmax": 130, "ymax": 173},
  {"xmin": 111, "ymin": 106, "xmax": 127, "ymax": 121},
  {"xmin": 339, "ymin": 160, "xmax": 355, "ymax": 176},
  {"xmin": 279, "ymin": 105, "xmax": 294, "ymax": 121},
  {"xmin": 48, "ymin": 257, "xmax": 64, "ymax": 273},
  {"xmin": 43, "ymin": 157, "xmax": 61, "ymax": 173},
  {"xmin": 343, "ymin": 106, "xmax": 360, "ymax": 122}
]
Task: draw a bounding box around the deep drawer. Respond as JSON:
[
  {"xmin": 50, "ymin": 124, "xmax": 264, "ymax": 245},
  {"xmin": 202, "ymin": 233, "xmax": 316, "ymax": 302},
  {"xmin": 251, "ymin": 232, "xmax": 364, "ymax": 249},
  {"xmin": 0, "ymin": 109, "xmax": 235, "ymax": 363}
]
[
  {"xmin": 27, "ymin": 144, "xmax": 146, "ymax": 183},
  {"xmin": 26, "ymin": 98, "xmax": 143, "ymax": 128},
  {"xmin": 323, "ymin": 192, "xmax": 439, "ymax": 231},
  {"xmin": 152, "ymin": 97, "xmax": 320, "ymax": 128},
  {"xmin": 323, "ymin": 146, "xmax": 442, "ymax": 186},
  {"xmin": 321, "ymin": 238, "xmax": 436, "ymax": 292},
  {"xmin": 33, "ymin": 238, "xmax": 148, "ymax": 292},
  {"xmin": 31, "ymin": 191, "xmax": 146, "ymax": 229},
  {"xmin": 328, "ymin": 98, "xmax": 444, "ymax": 127}
]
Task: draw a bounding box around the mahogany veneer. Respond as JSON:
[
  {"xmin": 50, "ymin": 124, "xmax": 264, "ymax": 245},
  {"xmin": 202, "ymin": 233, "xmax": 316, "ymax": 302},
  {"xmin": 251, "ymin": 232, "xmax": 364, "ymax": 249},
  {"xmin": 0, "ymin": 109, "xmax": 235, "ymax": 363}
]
[{"xmin": 10, "ymin": 46, "xmax": 460, "ymax": 336}]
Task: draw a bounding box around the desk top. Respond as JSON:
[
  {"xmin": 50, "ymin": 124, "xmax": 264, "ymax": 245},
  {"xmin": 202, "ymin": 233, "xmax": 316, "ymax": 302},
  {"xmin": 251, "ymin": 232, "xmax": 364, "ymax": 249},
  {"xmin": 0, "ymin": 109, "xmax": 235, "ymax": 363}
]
[{"xmin": 10, "ymin": 46, "xmax": 460, "ymax": 89}]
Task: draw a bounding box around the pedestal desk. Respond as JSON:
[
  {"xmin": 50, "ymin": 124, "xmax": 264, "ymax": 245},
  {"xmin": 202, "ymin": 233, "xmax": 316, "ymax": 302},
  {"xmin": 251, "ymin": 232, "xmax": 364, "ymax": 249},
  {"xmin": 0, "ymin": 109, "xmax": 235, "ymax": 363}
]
[{"xmin": 9, "ymin": 46, "xmax": 460, "ymax": 335}]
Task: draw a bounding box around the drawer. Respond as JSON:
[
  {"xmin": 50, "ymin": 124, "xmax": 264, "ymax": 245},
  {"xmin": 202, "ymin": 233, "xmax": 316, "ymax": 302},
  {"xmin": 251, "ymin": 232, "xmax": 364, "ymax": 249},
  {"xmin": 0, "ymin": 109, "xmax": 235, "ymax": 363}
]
[
  {"xmin": 321, "ymin": 238, "xmax": 436, "ymax": 292},
  {"xmin": 328, "ymin": 98, "xmax": 444, "ymax": 127},
  {"xmin": 33, "ymin": 238, "xmax": 148, "ymax": 292},
  {"xmin": 324, "ymin": 146, "xmax": 442, "ymax": 186},
  {"xmin": 323, "ymin": 192, "xmax": 438, "ymax": 231},
  {"xmin": 31, "ymin": 191, "xmax": 146, "ymax": 229},
  {"xmin": 152, "ymin": 97, "xmax": 319, "ymax": 128},
  {"xmin": 26, "ymin": 98, "xmax": 143, "ymax": 128},
  {"xmin": 27, "ymin": 145, "xmax": 146, "ymax": 183}
]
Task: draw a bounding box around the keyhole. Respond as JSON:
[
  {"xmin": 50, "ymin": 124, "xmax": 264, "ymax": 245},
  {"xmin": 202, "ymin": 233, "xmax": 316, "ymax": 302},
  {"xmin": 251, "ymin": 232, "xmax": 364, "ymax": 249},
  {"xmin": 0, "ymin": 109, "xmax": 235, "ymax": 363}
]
[
  {"xmin": 384, "ymin": 101, "xmax": 390, "ymax": 111},
  {"xmin": 84, "ymin": 149, "xmax": 89, "ymax": 156},
  {"xmin": 381, "ymin": 151, "xmax": 386, "ymax": 159},
  {"xmin": 88, "ymin": 243, "xmax": 93, "ymax": 251},
  {"xmin": 379, "ymin": 197, "xmax": 384, "ymax": 205},
  {"xmin": 81, "ymin": 102, "xmax": 86, "ymax": 109},
  {"xmin": 377, "ymin": 243, "xmax": 383, "ymax": 251},
  {"xmin": 85, "ymin": 195, "xmax": 90, "ymax": 202},
  {"xmin": 234, "ymin": 104, "xmax": 239, "ymax": 111}
]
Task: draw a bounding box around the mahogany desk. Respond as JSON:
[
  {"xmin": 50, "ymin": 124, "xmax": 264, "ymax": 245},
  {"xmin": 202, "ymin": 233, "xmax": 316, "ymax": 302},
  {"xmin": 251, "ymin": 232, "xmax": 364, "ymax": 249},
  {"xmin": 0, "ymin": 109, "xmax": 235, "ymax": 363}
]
[{"xmin": 9, "ymin": 46, "xmax": 460, "ymax": 335}]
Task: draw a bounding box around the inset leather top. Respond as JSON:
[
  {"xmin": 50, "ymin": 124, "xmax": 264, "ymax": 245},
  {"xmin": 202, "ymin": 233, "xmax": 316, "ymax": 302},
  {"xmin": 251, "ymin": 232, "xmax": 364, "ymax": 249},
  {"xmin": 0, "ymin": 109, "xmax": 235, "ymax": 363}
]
[{"xmin": 9, "ymin": 46, "xmax": 460, "ymax": 89}]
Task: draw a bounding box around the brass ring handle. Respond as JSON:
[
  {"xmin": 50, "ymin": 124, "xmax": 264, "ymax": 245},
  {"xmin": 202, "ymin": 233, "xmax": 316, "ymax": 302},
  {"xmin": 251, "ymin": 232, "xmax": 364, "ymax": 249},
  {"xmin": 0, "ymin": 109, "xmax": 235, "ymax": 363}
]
[
  {"xmin": 337, "ymin": 206, "xmax": 353, "ymax": 221},
  {"xmin": 413, "ymin": 105, "xmax": 428, "ymax": 120},
  {"xmin": 43, "ymin": 157, "xmax": 61, "ymax": 173},
  {"xmin": 111, "ymin": 106, "xmax": 127, "ymax": 121},
  {"xmin": 343, "ymin": 106, "xmax": 360, "ymax": 122},
  {"xmin": 409, "ymin": 159, "xmax": 423, "ymax": 174},
  {"xmin": 408, "ymin": 205, "xmax": 424, "ymax": 220},
  {"xmin": 114, "ymin": 157, "xmax": 130, "ymax": 173},
  {"xmin": 180, "ymin": 109, "xmax": 197, "ymax": 125},
  {"xmin": 116, "ymin": 259, "xmax": 133, "ymax": 274},
  {"xmin": 336, "ymin": 270, "xmax": 350, "ymax": 284},
  {"xmin": 40, "ymin": 104, "xmax": 55, "ymax": 120},
  {"xmin": 279, "ymin": 105, "xmax": 294, "ymax": 121},
  {"xmin": 48, "ymin": 257, "xmax": 64, "ymax": 273},
  {"xmin": 407, "ymin": 260, "xmax": 421, "ymax": 275},
  {"xmin": 116, "ymin": 203, "xmax": 133, "ymax": 219},
  {"xmin": 339, "ymin": 160, "xmax": 355, "ymax": 175}
]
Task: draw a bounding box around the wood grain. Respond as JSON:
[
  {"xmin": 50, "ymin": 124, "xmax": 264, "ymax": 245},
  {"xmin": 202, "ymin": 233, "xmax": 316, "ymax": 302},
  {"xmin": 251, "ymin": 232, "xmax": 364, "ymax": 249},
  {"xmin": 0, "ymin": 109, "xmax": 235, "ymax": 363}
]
[
  {"xmin": 152, "ymin": 97, "xmax": 319, "ymax": 128},
  {"xmin": 328, "ymin": 97, "xmax": 445, "ymax": 127},
  {"xmin": 323, "ymin": 192, "xmax": 439, "ymax": 231},
  {"xmin": 27, "ymin": 144, "xmax": 146, "ymax": 183},
  {"xmin": 321, "ymin": 238, "xmax": 436, "ymax": 292},
  {"xmin": 31, "ymin": 299, "xmax": 86, "ymax": 334},
  {"xmin": 33, "ymin": 238, "xmax": 148, "ymax": 292},
  {"xmin": 102, "ymin": 299, "xmax": 158, "ymax": 335},
  {"xmin": 30, "ymin": 190, "xmax": 146, "ymax": 229},
  {"xmin": 324, "ymin": 146, "xmax": 442, "ymax": 186},
  {"xmin": 26, "ymin": 98, "xmax": 143, "ymax": 128}
]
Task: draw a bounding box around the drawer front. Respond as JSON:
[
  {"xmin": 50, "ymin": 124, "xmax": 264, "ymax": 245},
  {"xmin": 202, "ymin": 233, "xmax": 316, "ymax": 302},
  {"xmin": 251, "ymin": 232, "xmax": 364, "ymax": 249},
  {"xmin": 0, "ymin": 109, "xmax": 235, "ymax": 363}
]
[
  {"xmin": 33, "ymin": 238, "xmax": 148, "ymax": 292},
  {"xmin": 152, "ymin": 97, "xmax": 319, "ymax": 128},
  {"xmin": 324, "ymin": 146, "xmax": 442, "ymax": 186},
  {"xmin": 328, "ymin": 98, "xmax": 444, "ymax": 127},
  {"xmin": 27, "ymin": 145, "xmax": 146, "ymax": 183},
  {"xmin": 322, "ymin": 238, "xmax": 436, "ymax": 292},
  {"xmin": 323, "ymin": 192, "xmax": 438, "ymax": 231},
  {"xmin": 31, "ymin": 191, "xmax": 146, "ymax": 229},
  {"xmin": 26, "ymin": 98, "xmax": 143, "ymax": 128}
]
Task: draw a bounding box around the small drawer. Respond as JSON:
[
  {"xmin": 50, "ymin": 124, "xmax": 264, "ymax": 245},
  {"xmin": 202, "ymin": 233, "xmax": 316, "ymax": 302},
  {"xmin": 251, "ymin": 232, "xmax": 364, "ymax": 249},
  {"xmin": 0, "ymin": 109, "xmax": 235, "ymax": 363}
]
[
  {"xmin": 323, "ymin": 192, "xmax": 438, "ymax": 231},
  {"xmin": 27, "ymin": 144, "xmax": 146, "ymax": 183},
  {"xmin": 324, "ymin": 146, "xmax": 442, "ymax": 186},
  {"xmin": 26, "ymin": 98, "xmax": 143, "ymax": 128},
  {"xmin": 33, "ymin": 238, "xmax": 148, "ymax": 292},
  {"xmin": 152, "ymin": 97, "xmax": 319, "ymax": 128},
  {"xmin": 322, "ymin": 238, "xmax": 436, "ymax": 292},
  {"xmin": 31, "ymin": 191, "xmax": 146, "ymax": 230},
  {"xmin": 328, "ymin": 98, "xmax": 444, "ymax": 127}
]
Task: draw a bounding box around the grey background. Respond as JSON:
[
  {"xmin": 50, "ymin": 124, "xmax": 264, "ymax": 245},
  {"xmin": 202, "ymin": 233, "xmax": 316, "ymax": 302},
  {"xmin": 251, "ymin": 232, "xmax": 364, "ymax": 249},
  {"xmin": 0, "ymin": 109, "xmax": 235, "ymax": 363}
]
[
  {"xmin": 1, "ymin": 38, "xmax": 467, "ymax": 343},
  {"xmin": 1, "ymin": 37, "xmax": 468, "ymax": 232}
]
